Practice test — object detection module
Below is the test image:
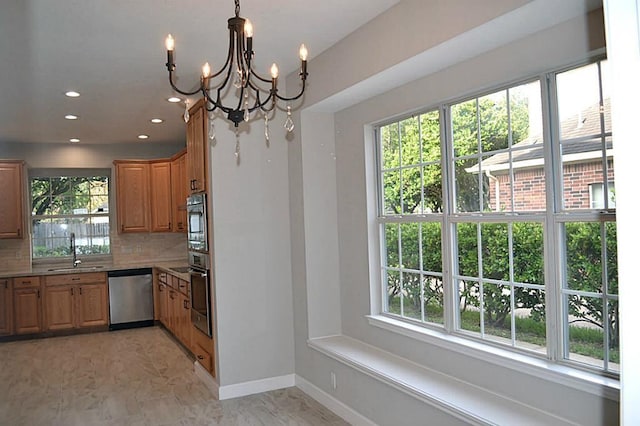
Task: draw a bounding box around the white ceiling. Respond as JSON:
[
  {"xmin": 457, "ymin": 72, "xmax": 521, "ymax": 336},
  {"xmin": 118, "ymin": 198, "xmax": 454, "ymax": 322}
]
[{"xmin": 0, "ymin": 0, "xmax": 400, "ymax": 145}]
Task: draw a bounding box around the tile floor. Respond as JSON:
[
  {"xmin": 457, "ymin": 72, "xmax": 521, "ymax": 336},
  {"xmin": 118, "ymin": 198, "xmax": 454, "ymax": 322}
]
[{"xmin": 0, "ymin": 327, "xmax": 349, "ymax": 426}]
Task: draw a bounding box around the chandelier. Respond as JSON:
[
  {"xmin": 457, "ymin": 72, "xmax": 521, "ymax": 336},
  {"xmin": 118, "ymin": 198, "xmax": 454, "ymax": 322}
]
[{"xmin": 164, "ymin": 0, "xmax": 309, "ymax": 137}]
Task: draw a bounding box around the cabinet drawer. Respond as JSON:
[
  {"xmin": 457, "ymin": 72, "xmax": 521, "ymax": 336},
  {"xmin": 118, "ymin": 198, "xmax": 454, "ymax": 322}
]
[
  {"xmin": 194, "ymin": 343, "xmax": 212, "ymax": 373},
  {"xmin": 45, "ymin": 272, "xmax": 106, "ymax": 287},
  {"xmin": 13, "ymin": 276, "xmax": 41, "ymax": 288}
]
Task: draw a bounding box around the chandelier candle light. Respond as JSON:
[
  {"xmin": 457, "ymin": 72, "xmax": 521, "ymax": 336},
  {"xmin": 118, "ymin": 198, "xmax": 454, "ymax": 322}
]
[{"xmin": 164, "ymin": 0, "xmax": 309, "ymax": 136}]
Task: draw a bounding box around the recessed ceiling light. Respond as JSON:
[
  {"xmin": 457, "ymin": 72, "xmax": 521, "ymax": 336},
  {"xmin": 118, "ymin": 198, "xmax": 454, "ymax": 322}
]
[
  {"xmin": 167, "ymin": 97, "xmax": 181, "ymax": 103},
  {"xmin": 138, "ymin": 134, "xmax": 149, "ymax": 140},
  {"xmin": 65, "ymin": 91, "xmax": 80, "ymax": 98},
  {"xmin": 65, "ymin": 114, "xmax": 78, "ymax": 120},
  {"xmin": 69, "ymin": 138, "xmax": 80, "ymax": 143},
  {"xmin": 150, "ymin": 118, "xmax": 163, "ymax": 124}
]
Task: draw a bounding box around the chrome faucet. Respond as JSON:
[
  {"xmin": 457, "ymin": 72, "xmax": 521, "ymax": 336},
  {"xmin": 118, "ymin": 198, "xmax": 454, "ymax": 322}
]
[{"xmin": 70, "ymin": 232, "xmax": 82, "ymax": 268}]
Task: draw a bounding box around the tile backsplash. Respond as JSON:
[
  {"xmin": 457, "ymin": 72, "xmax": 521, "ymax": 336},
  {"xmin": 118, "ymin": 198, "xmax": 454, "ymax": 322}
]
[{"xmin": 0, "ymin": 232, "xmax": 187, "ymax": 273}]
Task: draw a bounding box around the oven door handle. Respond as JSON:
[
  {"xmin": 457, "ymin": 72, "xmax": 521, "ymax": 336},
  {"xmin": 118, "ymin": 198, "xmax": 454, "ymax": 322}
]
[{"xmin": 189, "ymin": 268, "xmax": 207, "ymax": 278}]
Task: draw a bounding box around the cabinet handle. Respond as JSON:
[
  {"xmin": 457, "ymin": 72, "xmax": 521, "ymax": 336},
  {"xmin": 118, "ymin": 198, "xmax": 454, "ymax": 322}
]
[
  {"xmin": 79, "ymin": 287, "xmax": 83, "ymax": 295},
  {"xmin": 37, "ymin": 289, "xmax": 40, "ymax": 298},
  {"xmin": 71, "ymin": 287, "xmax": 74, "ymax": 296},
  {"xmin": 72, "ymin": 277, "xmax": 80, "ymax": 281},
  {"xmin": 197, "ymin": 355, "xmax": 204, "ymax": 360}
]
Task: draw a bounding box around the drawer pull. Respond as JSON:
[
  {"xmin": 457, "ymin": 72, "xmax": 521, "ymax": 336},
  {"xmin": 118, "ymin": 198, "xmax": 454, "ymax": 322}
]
[
  {"xmin": 197, "ymin": 355, "xmax": 204, "ymax": 360},
  {"xmin": 71, "ymin": 287, "xmax": 74, "ymax": 296}
]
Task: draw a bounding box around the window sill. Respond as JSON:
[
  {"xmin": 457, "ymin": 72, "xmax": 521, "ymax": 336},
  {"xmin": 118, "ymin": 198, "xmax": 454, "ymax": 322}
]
[
  {"xmin": 367, "ymin": 314, "xmax": 619, "ymax": 401},
  {"xmin": 309, "ymin": 334, "xmax": 581, "ymax": 425}
]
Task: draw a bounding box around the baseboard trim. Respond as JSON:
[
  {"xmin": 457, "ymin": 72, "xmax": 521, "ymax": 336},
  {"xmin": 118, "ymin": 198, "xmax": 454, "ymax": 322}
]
[
  {"xmin": 217, "ymin": 373, "xmax": 296, "ymax": 400},
  {"xmin": 295, "ymin": 375, "xmax": 377, "ymax": 426}
]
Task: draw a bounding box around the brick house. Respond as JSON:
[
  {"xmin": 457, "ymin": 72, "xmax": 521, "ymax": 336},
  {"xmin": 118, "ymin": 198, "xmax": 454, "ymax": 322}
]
[{"xmin": 478, "ymin": 99, "xmax": 613, "ymax": 211}]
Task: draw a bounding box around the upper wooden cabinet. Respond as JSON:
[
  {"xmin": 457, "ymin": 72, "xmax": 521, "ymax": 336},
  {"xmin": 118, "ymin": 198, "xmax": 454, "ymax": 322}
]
[
  {"xmin": 115, "ymin": 161, "xmax": 150, "ymax": 233},
  {"xmin": 0, "ymin": 161, "xmax": 25, "ymax": 239},
  {"xmin": 170, "ymin": 150, "xmax": 188, "ymax": 233},
  {"xmin": 186, "ymin": 99, "xmax": 208, "ymax": 194},
  {"xmin": 150, "ymin": 161, "xmax": 172, "ymax": 232}
]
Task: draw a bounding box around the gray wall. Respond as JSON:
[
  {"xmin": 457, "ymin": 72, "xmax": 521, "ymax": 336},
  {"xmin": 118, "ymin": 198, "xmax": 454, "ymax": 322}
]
[{"xmin": 289, "ymin": 1, "xmax": 618, "ymax": 424}]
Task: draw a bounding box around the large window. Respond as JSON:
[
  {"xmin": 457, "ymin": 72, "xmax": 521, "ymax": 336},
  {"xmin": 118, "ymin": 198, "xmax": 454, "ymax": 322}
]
[
  {"xmin": 376, "ymin": 58, "xmax": 617, "ymax": 375},
  {"xmin": 31, "ymin": 172, "xmax": 110, "ymax": 259}
]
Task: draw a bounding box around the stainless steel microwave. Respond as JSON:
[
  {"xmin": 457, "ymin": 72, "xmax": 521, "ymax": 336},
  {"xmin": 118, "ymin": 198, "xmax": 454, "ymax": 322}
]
[{"xmin": 187, "ymin": 193, "xmax": 208, "ymax": 253}]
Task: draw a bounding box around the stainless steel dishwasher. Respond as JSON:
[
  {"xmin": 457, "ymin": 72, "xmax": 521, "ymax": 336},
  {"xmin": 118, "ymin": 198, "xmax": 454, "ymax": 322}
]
[{"xmin": 108, "ymin": 268, "xmax": 154, "ymax": 330}]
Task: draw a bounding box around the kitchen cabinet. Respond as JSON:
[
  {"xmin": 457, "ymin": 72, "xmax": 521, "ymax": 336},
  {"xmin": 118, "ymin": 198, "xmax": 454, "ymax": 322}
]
[
  {"xmin": 44, "ymin": 272, "xmax": 108, "ymax": 331},
  {"xmin": 0, "ymin": 161, "xmax": 24, "ymax": 239},
  {"xmin": 157, "ymin": 271, "xmax": 170, "ymax": 327},
  {"xmin": 115, "ymin": 161, "xmax": 150, "ymax": 233},
  {"xmin": 13, "ymin": 276, "xmax": 42, "ymax": 335},
  {"xmin": 155, "ymin": 269, "xmax": 192, "ymax": 351},
  {"xmin": 171, "ymin": 150, "xmax": 188, "ymax": 233},
  {"xmin": 150, "ymin": 161, "xmax": 172, "ymax": 232},
  {"xmin": 0, "ymin": 278, "xmax": 13, "ymax": 335},
  {"xmin": 186, "ymin": 99, "xmax": 208, "ymax": 194},
  {"xmin": 192, "ymin": 324, "xmax": 215, "ymax": 376}
]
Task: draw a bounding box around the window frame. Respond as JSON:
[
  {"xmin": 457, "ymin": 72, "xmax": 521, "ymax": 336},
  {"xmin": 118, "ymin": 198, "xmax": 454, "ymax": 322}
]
[
  {"xmin": 373, "ymin": 56, "xmax": 618, "ymax": 378},
  {"xmin": 29, "ymin": 168, "xmax": 112, "ymax": 263}
]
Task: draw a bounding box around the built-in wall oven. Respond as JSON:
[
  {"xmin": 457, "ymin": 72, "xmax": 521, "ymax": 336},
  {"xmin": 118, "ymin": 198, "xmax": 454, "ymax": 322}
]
[
  {"xmin": 187, "ymin": 193, "xmax": 208, "ymax": 253},
  {"xmin": 189, "ymin": 251, "xmax": 212, "ymax": 337}
]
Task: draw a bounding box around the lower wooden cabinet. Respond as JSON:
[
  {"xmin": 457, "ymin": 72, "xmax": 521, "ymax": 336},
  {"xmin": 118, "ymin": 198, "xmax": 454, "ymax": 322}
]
[
  {"xmin": 44, "ymin": 273, "xmax": 108, "ymax": 331},
  {"xmin": 192, "ymin": 324, "xmax": 215, "ymax": 376},
  {"xmin": 13, "ymin": 276, "xmax": 42, "ymax": 335},
  {"xmin": 0, "ymin": 278, "xmax": 12, "ymax": 335}
]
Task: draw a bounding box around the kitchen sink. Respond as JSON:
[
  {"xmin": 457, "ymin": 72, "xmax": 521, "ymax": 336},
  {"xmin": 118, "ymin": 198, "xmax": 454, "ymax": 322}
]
[
  {"xmin": 169, "ymin": 266, "xmax": 190, "ymax": 274},
  {"xmin": 47, "ymin": 266, "xmax": 105, "ymax": 272}
]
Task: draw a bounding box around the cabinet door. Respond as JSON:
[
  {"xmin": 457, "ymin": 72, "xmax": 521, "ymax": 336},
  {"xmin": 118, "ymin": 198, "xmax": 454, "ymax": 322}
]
[
  {"xmin": 180, "ymin": 293, "xmax": 192, "ymax": 350},
  {"xmin": 150, "ymin": 161, "xmax": 172, "ymax": 232},
  {"xmin": 44, "ymin": 285, "xmax": 75, "ymax": 331},
  {"xmin": 14, "ymin": 288, "xmax": 42, "ymax": 334},
  {"xmin": 0, "ymin": 278, "xmax": 13, "ymax": 335},
  {"xmin": 186, "ymin": 101, "xmax": 208, "ymax": 194},
  {"xmin": 158, "ymin": 282, "xmax": 169, "ymax": 327},
  {"xmin": 115, "ymin": 162, "xmax": 150, "ymax": 233},
  {"xmin": 77, "ymin": 284, "xmax": 109, "ymax": 328},
  {"xmin": 171, "ymin": 152, "xmax": 187, "ymax": 232},
  {"xmin": 0, "ymin": 161, "xmax": 24, "ymax": 239}
]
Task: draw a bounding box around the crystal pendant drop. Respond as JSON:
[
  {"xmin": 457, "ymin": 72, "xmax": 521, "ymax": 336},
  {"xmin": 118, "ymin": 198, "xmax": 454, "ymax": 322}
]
[
  {"xmin": 243, "ymin": 93, "xmax": 250, "ymax": 123},
  {"xmin": 284, "ymin": 105, "xmax": 295, "ymax": 132},
  {"xmin": 208, "ymin": 115, "xmax": 216, "ymax": 141},
  {"xmin": 264, "ymin": 114, "xmax": 270, "ymax": 146},
  {"xmin": 234, "ymin": 128, "xmax": 240, "ymax": 164},
  {"xmin": 234, "ymin": 68, "xmax": 243, "ymax": 89},
  {"xmin": 183, "ymin": 101, "xmax": 190, "ymax": 123}
]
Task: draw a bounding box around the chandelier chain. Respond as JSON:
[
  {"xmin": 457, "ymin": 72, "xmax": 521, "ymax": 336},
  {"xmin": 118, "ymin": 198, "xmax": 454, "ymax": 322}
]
[{"xmin": 234, "ymin": 0, "xmax": 240, "ymax": 17}]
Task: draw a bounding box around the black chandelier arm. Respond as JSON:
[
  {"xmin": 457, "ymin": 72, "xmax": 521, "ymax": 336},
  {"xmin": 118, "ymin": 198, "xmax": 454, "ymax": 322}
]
[
  {"xmin": 273, "ymin": 79, "xmax": 306, "ymax": 102},
  {"xmin": 168, "ymin": 71, "xmax": 202, "ymax": 97},
  {"xmin": 248, "ymin": 68, "xmax": 272, "ymax": 84}
]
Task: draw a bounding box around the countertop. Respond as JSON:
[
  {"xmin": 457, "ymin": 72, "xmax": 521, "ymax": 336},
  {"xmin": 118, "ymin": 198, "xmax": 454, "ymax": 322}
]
[{"xmin": 0, "ymin": 259, "xmax": 190, "ymax": 282}]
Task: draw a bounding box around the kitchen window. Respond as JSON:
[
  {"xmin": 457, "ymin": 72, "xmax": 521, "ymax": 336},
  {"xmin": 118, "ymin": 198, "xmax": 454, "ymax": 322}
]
[
  {"xmin": 375, "ymin": 58, "xmax": 618, "ymax": 375},
  {"xmin": 30, "ymin": 170, "xmax": 111, "ymax": 259}
]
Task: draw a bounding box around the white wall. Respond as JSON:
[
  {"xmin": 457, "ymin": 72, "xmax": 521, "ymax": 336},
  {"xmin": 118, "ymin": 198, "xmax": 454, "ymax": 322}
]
[
  {"xmin": 289, "ymin": 1, "xmax": 619, "ymax": 424},
  {"xmin": 208, "ymin": 117, "xmax": 295, "ymax": 389}
]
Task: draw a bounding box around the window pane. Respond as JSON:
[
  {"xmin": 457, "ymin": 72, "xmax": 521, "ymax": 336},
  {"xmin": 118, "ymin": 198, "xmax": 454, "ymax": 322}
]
[
  {"xmin": 479, "ymin": 90, "xmax": 509, "ymax": 152},
  {"xmin": 452, "ymin": 99, "xmax": 479, "ymax": 157},
  {"xmin": 384, "ymin": 223, "xmax": 399, "ymax": 268},
  {"xmin": 454, "ymin": 158, "xmax": 481, "ymax": 212},
  {"xmin": 513, "ymin": 222, "xmax": 544, "ymax": 285},
  {"xmin": 483, "ymin": 283, "xmax": 512, "ymax": 342},
  {"xmin": 608, "ymin": 299, "xmax": 620, "ymax": 373},
  {"xmin": 422, "ymin": 163, "xmax": 442, "ymax": 213},
  {"xmin": 400, "ymin": 116, "xmax": 420, "ymax": 167},
  {"xmin": 382, "ymin": 170, "xmax": 401, "ymax": 214},
  {"xmin": 561, "ymin": 138, "xmax": 612, "ymax": 210},
  {"xmin": 456, "ymin": 223, "xmax": 478, "ymax": 277},
  {"xmin": 381, "ymin": 123, "xmax": 399, "ymax": 170},
  {"xmin": 386, "ymin": 270, "xmax": 401, "ymax": 315},
  {"xmin": 400, "ymin": 223, "xmax": 420, "ymax": 270},
  {"xmin": 459, "ymin": 280, "xmax": 480, "ymax": 333},
  {"xmin": 403, "ymin": 272, "xmax": 422, "ymax": 320},
  {"xmin": 401, "ymin": 166, "xmax": 422, "ymax": 214},
  {"xmin": 481, "ymin": 223, "xmax": 509, "ymax": 282},
  {"xmin": 566, "ymin": 294, "xmax": 605, "ymax": 370},
  {"xmin": 564, "ymin": 222, "xmax": 602, "ymax": 293},
  {"xmin": 421, "ymin": 222, "xmax": 442, "ymax": 273},
  {"xmin": 424, "ymin": 275, "xmax": 444, "ymax": 325},
  {"xmin": 514, "ymin": 288, "xmax": 546, "ymax": 352},
  {"xmin": 606, "ymin": 222, "xmax": 618, "ymax": 295},
  {"xmin": 557, "ymin": 62, "xmax": 601, "ymax": 141},
  {"xmin": 420, "ymin": 111, "xmax": 441, "ymax": 162}
]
